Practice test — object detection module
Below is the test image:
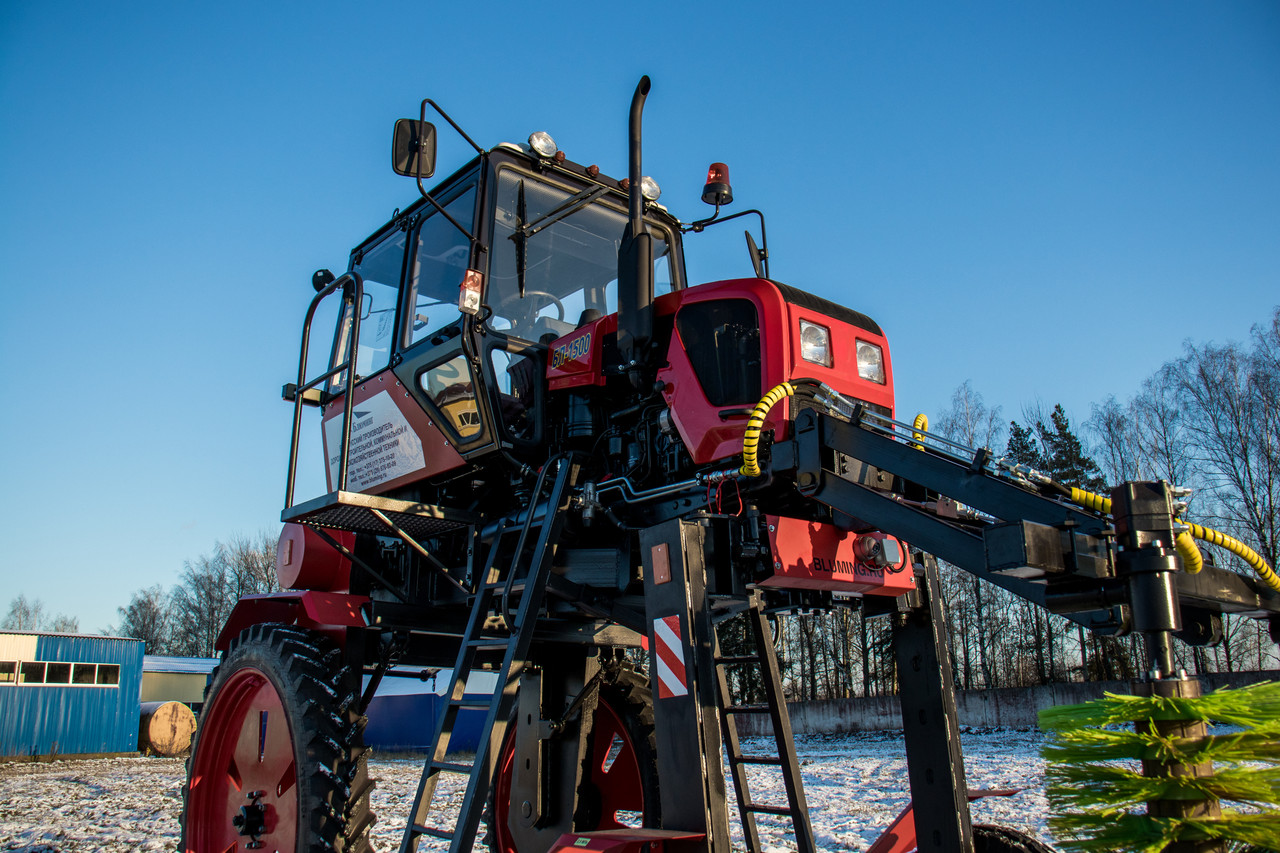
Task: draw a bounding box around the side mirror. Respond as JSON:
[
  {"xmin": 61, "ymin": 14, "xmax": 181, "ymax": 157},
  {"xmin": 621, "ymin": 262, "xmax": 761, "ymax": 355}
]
[
  {"xmin": 312, "ymin": 269, "xmax": 335, "ymax": 292},
  {"xmin": 392, "ymin": 119, "xmax": 437, "ymax": 179},
  {"xmin": 745, "ymin": 231, "xmax": 766, "ymax": 279}
]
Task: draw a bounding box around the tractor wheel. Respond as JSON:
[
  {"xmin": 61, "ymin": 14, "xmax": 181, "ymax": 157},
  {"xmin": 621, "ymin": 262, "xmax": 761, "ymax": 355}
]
[
  {"xmin": 488, "ymin": 664, "xmax": 661, "ymax": 853},
  {"xmin": 973, "ymin": 824, "xmax": 1057, "ymax": 853},
  {"xmin": 180, "ymin": 624, "xmax": 375, "ymax": 853}
]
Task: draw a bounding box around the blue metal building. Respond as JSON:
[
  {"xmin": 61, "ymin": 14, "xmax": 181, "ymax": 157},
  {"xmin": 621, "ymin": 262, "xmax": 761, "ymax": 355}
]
[{"xmin": 0, "ymin": 631, "xmax": 144, "ymax": 757}]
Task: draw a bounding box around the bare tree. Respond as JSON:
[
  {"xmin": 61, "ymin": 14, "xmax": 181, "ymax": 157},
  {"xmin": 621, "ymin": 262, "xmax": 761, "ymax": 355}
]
[
  {"xmin": 47, "ymin": 614, "xmax": 79, "ymax": 633},
  {"xmin": 169, "ymin": 532, "xmax": 280, "ymax": 657},
  {"xmin": 1174, "ymin": 319, "xmax": 1280, "ymax": 571},
  {"xmin": 1088, "ymin": 395, "xmax": 1145, "ymax": 485},
  {"xmin": 115, "ymin": 585, "xmax": 174, "ymax": 654},
  {"xmin": 933, "ymin": 383, "xmax": 1007, "ymax": 689},
  {"xmin": 2, "ymin": 594, "xmax": 45, "ymax": 630},
  {"xmin": 936, "ymin": 380, "xmax": 1005, "ymax": 450}
]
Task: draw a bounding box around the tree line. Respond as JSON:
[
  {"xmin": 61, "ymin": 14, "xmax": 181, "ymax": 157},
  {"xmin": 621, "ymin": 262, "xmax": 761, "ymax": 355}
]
[{"xmin": 111, "ymin": 532, "xmax": 278, "ymax": 657}]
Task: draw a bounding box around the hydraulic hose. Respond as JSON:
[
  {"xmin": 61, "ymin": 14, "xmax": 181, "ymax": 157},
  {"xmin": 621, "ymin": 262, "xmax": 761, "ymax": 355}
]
[
  {"xmin": 739, "ymin": 379, "xmax": 826, "ymax": 477},
  {"xmin": 912, "ymin": 413, "xmax": 929, "ymax": 450},
  {"xmin": 740, "ymin": 382, "xmax": 798, "ymax": 477},
  {"xmin": 1070, "ymin": 487, "xmax": 1204, "ymax": 574},
  {"xmin": 1182, "ymin": 522, "xmax": 1279, "ymax": 592},
  {"xmin": 1067, "ymin": 487, "xmax": 1280, "ymax": 589}
]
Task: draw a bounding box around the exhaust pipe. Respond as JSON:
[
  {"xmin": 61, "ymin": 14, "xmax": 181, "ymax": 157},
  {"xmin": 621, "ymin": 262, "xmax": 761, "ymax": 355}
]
[{"xmin": 617, "ymin": 76, "xmax": 653, "ymax": 389}]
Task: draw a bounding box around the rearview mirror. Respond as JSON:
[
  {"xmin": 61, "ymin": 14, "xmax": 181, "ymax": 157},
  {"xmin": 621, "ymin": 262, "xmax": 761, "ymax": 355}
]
[{"xmin": 392, "ymin": 119, "xmax": 437, "ymax": 179}]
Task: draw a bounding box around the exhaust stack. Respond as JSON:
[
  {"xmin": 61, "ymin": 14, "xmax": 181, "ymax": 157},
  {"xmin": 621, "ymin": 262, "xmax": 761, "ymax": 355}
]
[{"xmin": 617, "ymin": 76, "xmax": 654, "ymax": 388}]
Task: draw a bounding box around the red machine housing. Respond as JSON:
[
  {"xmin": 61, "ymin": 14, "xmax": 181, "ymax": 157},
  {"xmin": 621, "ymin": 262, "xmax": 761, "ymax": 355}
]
[
  {"xmin": 761, "ymin": 515, "xmax": 915, "ymax": 596},
  {"xmin": 276, "ymin": 522, "xmax": 354, "ymax": 592},
  {"xmin": 548, "ymin": 279, "xmax": 894, "ymax": 466}
]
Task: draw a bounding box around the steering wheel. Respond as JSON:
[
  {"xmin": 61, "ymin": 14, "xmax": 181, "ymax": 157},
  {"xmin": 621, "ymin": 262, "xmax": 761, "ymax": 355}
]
[{"xmin": 496, "ymin": 289, "xmax": 565, "ymax": 322}]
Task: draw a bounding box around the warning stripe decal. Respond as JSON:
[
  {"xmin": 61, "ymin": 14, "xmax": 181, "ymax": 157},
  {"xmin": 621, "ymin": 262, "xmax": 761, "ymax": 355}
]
[{"xmin": 654, "ymin": 615, "xmax": 688, "ymax": 699}]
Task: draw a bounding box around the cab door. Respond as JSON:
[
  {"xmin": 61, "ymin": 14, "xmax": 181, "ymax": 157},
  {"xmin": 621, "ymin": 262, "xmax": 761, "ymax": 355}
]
[{"xmin": 322, "ymin": 182, "xmax": 480, "ymax": 495}]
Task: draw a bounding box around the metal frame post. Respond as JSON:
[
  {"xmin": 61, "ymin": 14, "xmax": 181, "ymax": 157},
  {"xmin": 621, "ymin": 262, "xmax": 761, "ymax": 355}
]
[
  {"xmin": 641, "ymin": 519, "xmax": 731, "ymax": 853},
  {"xmin": 892, "ymin": 553, "xmax": 974, "ymax": 853}
]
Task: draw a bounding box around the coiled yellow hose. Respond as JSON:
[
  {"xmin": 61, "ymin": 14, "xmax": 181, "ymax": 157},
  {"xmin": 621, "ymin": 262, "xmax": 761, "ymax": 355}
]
[
  {"xmin": 739, "ymin": 382, "xmax": 797, "ymax": 477},
  {"xmin": 912, "ymin": 413, "xmax": 929, "ymax": 450},
  {"xmin": 1182, "ymin": 522, "xmax": 1279, "ymax": 591}
]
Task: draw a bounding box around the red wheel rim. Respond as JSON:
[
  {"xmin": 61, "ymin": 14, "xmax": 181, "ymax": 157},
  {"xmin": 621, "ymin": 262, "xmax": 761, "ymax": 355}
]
[
  {"xmin": 186, "ymin": 666, "xmax": 299, "ymax": 852},
  {"xmin": 491, "ymin": 699, "xmax": 646, "ymax": 853}
]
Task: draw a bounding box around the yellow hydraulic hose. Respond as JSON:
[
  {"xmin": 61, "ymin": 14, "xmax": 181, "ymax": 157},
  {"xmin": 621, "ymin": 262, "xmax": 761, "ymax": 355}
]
[
  {"xmin": 1174, "ymin": 530, "xmax": 1204, "ymax": 574},
  {"xmin": 912, "ymin": 413, "xmax": 929, "ymax": 450},
  {"xmin": 1070, "ymin": 487, "xmax": 1111, "ymax": 516},
  {"xmin": 740, "ymin": 382, "xmax": 797, "ymax": 477},
  {"xmin": 1182, "ymin": 522, "xmax": 1280, "ymax": 592},
  {"xmin": 1070, "ymin": 487, "xmax": 1203, "ymax": 574},
  {"xmin": 1067, "ymin": 487, "xmax": 1280, "ymax": 589}
]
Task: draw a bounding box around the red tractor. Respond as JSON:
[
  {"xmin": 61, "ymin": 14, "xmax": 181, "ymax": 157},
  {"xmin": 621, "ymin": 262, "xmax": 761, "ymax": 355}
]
[{"xmin": 181, "ymin": 79, "xmax": 1280, "ymax": 853}]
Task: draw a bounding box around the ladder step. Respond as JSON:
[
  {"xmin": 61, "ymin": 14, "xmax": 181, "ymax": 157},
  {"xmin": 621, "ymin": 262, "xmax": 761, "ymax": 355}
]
[
  {"xmin": 467, "ymin": 637, "xmax": 510, "ymax": 649},
  {"xmin": 731, "ymin": 754, "xmax": 785, "ymax": 766},
  {"xmin": 450, "ymin": 697, "xmax": 492, "ymax": 709},
  {"xmin": 726, "ymin": 704, "xmax": 772, "ymax": 714},
  {"xmin": 715, "ymin": 655, "xmax": 761, "ymax": 666},
  {"xmin": 480, "ymin": 581, "xmax": 527, "ymax": 592},
  {"xmin": 743, "ymin": 803, "xmax": 795, "ymax": 817},
  {"xmin": 411, "ymin": 824, "xmax": 456, "ymax": 840},
  {"xmin": 431, "ymin": 760, "xmax": 474, "ymax": 775}
]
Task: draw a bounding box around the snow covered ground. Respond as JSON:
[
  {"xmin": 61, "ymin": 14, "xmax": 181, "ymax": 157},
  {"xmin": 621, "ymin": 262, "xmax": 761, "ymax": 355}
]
[{"xmin": 0, "ymin": 727, "xmax": 1052, "ymax": 852}]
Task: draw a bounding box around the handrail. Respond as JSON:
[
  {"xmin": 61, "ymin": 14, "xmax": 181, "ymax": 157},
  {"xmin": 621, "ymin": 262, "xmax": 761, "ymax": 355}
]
[{"xmin": 283, "ymin": 272, "xmax": 365, "ymax": 510}]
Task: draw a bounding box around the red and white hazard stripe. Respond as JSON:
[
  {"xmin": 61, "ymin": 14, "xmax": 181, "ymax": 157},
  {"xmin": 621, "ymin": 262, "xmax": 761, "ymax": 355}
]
[{"xmin": 653, "ymin": 615, "xmax": 688, "ymax": 699}]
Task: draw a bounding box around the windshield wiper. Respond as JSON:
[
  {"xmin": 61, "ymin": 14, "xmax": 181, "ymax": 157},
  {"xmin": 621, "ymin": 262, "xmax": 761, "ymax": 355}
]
[{"xmin": 510, "ymin": 182, "xmax": 610, "ymax": 297}]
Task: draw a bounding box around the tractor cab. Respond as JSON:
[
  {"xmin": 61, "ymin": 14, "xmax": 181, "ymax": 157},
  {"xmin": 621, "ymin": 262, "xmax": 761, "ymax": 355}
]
[{"xmin": 286, "ymin": 132, "xmax": 688, "ymax": 510}]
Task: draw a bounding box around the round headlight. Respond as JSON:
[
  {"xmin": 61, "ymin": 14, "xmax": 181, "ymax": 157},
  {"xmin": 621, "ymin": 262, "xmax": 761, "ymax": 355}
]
[
  {"xmin": 528, "ymin": 131, "xmax": 558, "ymax": 159},
  {"xmin": 639, "ymin": 176, "xmax": 661, "ymax": 201}
]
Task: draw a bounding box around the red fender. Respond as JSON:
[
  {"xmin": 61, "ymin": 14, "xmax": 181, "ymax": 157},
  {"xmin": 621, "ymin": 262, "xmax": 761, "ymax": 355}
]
[{"xmin": 214, "ymin": 591, "xmax": 370, "ymax": 651}]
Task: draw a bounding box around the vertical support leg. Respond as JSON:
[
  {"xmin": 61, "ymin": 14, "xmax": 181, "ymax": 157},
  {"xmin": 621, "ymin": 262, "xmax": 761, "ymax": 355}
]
[
  {"xmin": 641, "ymin": 519, "xmax": 731, "ymax": 853},
  {"xmin": 892, "ymin": 553, "xmax": 973, "ymax": 853},
  {"xmin": 1130, "ymin": 678, "xmax": 1224, "ymax": 853}
]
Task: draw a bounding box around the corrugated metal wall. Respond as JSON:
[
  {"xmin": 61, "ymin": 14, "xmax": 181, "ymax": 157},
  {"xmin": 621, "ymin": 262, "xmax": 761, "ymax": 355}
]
[
  {"xmin": 363, "ymin": 693, "xmax": 486, "ymax": 753},
  {"xmin": 0, "ymin": 633, "xmax": 144, "ymax": 756}
]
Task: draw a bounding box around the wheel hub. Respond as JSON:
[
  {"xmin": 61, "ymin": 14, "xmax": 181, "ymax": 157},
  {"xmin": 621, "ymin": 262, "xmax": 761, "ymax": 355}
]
[{"xmin": 232, "ymin": 790, "xmax": 268, "ymax": 842}]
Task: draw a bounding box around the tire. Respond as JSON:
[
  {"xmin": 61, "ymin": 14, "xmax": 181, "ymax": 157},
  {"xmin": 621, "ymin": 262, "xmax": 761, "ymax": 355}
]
[
  {"xmin": 180, "ymin": 624, "xmax": 375, "ymax": 853},
  {"xmin": 973, "ymin": 824, "xmax": 1057, "ymax": 853},
  {"xmin": 488, "ymin": 663, "xmax": 661, "ymax": 853}
]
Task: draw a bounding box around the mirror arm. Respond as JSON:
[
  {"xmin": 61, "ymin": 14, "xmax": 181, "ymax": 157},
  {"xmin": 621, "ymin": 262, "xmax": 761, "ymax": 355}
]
[
  {"xmin": 413, "ymin": 98, "xmax": 482, "ymax": 251},
  {"xmin": 421, "ymin": 98, "xmax": 483, "ymax": 156},
  {"xmin": 682, "ymin": 207, "xmax": 770, "ymax": 278}
]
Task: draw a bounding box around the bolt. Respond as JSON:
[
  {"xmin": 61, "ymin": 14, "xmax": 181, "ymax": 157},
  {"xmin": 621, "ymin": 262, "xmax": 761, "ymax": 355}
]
[{"xmin": 521, "ymin": 801, "xmax": 532, "ymax": 818}]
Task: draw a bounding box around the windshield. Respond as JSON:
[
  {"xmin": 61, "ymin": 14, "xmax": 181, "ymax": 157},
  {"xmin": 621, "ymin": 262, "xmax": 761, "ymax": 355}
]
[{"xmin": 487, "ymin": 169, "xmax": 674, "ymax": 342}]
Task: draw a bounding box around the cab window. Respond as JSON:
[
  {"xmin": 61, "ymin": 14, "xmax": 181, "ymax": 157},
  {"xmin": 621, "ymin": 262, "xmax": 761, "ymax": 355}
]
[
  {"xmin": 487, "ymin": 169, "xmax": 675, "ymax": 343},
  {"xmin": 405, "ymin": 185, "xmax": 477, "ymax": 348},
  {"xmin": 333, "ymin": 229, "xmax": 407, "ymax": 386}
]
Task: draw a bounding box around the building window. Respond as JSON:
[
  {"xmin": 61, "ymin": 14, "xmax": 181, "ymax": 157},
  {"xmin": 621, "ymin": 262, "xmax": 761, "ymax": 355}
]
[
  {"xmin": 6, "ymin": 660, "xmax": 123, "ymax": 687},
  {"xmin": 19, "ymin": 662, "xmax": 45, "ymax": 684}
]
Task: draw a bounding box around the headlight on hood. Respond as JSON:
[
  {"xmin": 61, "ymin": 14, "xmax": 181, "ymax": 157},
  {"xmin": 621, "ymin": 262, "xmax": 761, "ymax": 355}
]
[
  {"xmin": 857, "ymin": 340, "xmax": 885, "ymax": 384},
  {"xmin": 799, "ymin": 320, "xmax": 832, "ymax": 367}
]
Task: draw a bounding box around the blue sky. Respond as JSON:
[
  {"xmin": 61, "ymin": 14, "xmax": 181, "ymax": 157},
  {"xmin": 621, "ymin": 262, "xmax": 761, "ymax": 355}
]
[{"xmin": 2, "ymin": 2, "xmax": 1277, "ymax": 632}]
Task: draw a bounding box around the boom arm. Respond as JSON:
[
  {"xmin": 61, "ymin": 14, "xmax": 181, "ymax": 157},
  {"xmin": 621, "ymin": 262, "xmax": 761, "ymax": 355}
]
[{"xmin": 772, "ymin": 405, "xmax": 1280, "ymax": 652}]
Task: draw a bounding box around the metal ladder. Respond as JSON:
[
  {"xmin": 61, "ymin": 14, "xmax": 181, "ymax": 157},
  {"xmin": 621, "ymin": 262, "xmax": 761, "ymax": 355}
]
[
  {"xmin": 713, "ymin": 590, "xmax": 816, "ymax": 853},
  {"xmin": 397, "ymin": 456, "xmax": 574, "ymax": 853}
]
